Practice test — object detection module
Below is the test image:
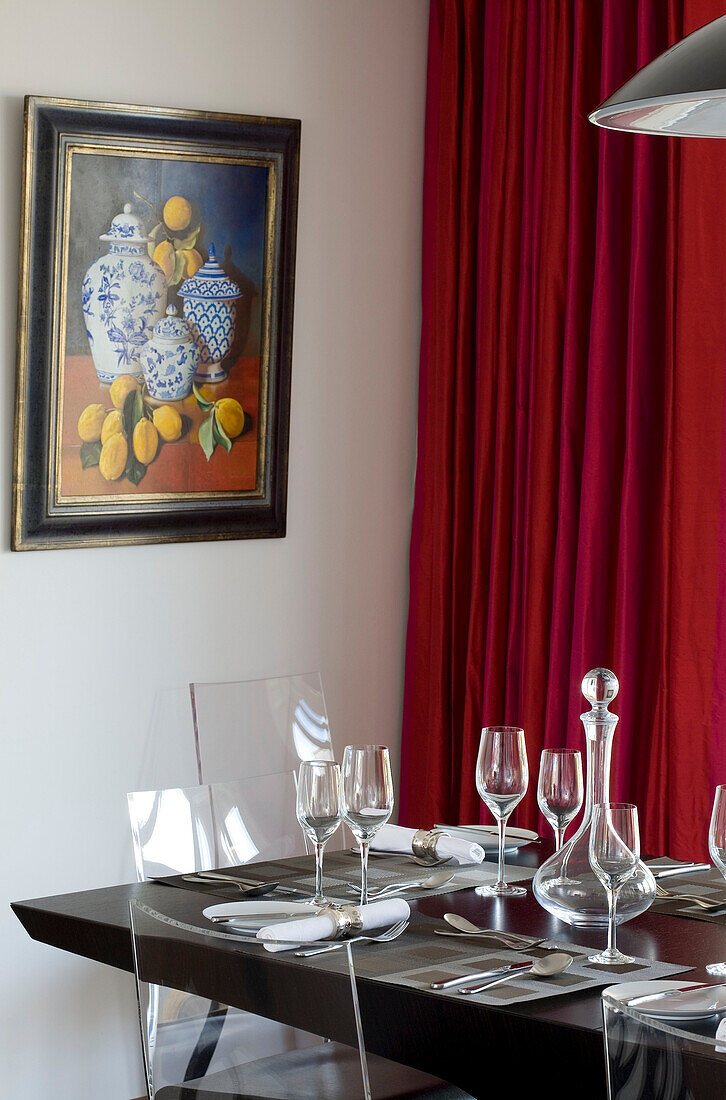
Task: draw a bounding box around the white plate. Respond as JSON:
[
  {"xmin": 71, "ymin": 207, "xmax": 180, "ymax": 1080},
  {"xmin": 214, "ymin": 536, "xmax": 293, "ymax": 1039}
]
[
  {"xmin": 435, "ymin": 824, "xmax": 539, "ymax": 853},
  {"xmin": 605, "ymin": 981, "xmax": 726, "ymax": 1022},
  {"xmin": 202, "ymin": 900, "xmax": 315, "ymax": 927}
]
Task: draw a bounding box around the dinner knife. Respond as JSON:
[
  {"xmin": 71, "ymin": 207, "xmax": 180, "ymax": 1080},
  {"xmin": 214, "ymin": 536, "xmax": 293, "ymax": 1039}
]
[
  {"xmin": 430, "ymin": 961, "xmax": 532, "ymax": 990},
  {"xmin": 626, "ymin": 982, "xmax": 725, "ymax": 1007},
  {"xmin": 651, "ymin": 863, "xmax": 711, "ymax": 880}
]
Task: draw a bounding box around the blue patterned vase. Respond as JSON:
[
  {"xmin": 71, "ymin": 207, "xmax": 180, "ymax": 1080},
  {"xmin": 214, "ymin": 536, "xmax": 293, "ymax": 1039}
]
[
  {"xmin": 178, "ymin": 244, "xmax": 241, "ymax": 383},
  {"xmin": 140, "ymin": 305, "xmax": 200, "ymax": 401},
  {"xmin": 82, "ymin": 203, "xmax": 167, "ymax": 384}
]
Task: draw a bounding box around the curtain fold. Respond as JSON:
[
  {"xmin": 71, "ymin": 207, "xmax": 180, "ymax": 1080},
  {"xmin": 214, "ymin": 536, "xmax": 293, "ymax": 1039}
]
[{"xmin": 400, "ymin": 0, "xmax": 726, "ymax": 858}]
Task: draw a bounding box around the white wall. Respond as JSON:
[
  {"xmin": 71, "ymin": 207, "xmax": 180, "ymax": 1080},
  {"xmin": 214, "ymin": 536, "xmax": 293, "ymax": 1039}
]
[{"xmin": 0, "ymin": 2, "xmax": 428, "ymax": 1095}]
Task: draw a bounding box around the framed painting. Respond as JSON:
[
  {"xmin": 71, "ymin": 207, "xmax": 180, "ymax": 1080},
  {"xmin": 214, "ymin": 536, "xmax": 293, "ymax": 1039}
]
[{"xmin": 12, "ymin": 96, "xmax": 300, "ymax": 550}]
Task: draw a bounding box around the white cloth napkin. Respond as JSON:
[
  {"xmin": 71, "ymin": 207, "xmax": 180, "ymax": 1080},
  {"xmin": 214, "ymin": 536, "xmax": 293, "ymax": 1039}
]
[
  {"xmin": 370, "ymin": 823, "xmax": 485, "ymax": 865},
  {"xmin": 257, "ymin": 898, "xmax": 410, "ymax": 952}
]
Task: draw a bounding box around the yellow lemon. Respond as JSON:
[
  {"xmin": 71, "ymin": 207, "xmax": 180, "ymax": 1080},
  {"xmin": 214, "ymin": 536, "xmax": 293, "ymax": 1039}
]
[
  {"xmin": 153, "ymin": 240, "xmax": 175, "ymax": 282},
  {"xmin": 101, "ymin": 409, "xmax": 124, "ymax": 444},
  {"xmin": 133, "ymin": 418, "xmax": 159, "ymax": 464},
  {"xmin": 163, "ymin": 196, "xmax": 192, "ymax": 233},
  {"xmin": 77, "ymin": 404, "xmax": 106, "ymax": 443},
  {"xmin": 109, "ymin": 374, "xmax": 141, "ymax": 410},
  {"xmin": 99, "ymin": 434, "xmax": 128, "ymax": 480},
  {"xmin": 215, "ymin": 397, "xmax": 245, "ymax": 439},
  {"xmin": 183, "ymin": 248, "xmax": 203, "ymax": 277},
  {"xmin": 153, "ymin": 405, "xmax": 182, "ymax": 443}
]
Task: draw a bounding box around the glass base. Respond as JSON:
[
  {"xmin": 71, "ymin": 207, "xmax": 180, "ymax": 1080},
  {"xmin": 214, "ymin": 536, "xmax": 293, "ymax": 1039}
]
[
  {"xmin": 588, "ymin": 949, "xmax": 634, "ymax": 965},
  {"xmin": 706, "ymin": 962, "xmax": 726, "ymax": 977},
  {"xmin": 476, "ymin": 883, "xmax": 527, "ymax": 898}
]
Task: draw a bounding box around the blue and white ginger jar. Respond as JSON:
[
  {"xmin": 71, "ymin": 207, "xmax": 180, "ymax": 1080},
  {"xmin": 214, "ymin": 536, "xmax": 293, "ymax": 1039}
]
[
  {"xmin": 178, "ymin": 244, "xmax": 240, "ymax": 383},
  {"xmin": 140, "ymin": 305, "xmax": 200, "ymax": 401},
  {"xmin": 82, "ymin": 203, "xmax": 167, "ymax": 385}
]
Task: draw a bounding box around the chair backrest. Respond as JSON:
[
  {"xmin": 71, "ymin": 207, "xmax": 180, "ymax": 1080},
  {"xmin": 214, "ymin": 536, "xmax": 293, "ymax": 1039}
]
[
  {"xmin": 602, "ymin": 990, "xmax": 726, "ymax": 1099},
  {"xmin": 189, "ymin": 672, "xmax": 334, "ymax": 786},
  {"xmin": 127, "ymin": 772, "xmax": 305, "ymax": 882},
  {"xmin": 129, "ymin": 900, "xmax": 371, "ymax": 1100}
]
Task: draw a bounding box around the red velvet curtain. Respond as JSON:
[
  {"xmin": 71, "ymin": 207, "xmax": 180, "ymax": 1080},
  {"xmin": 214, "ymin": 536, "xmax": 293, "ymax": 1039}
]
[{"xmin": 400, "ymin": 0, "xmax": 726, "ymax": 859}]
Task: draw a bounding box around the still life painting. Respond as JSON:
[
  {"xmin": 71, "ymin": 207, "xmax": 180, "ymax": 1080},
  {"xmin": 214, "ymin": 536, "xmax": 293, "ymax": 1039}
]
[{"xmin": 13, "ymin": 97, "xmax": 300, "ymax": 550}]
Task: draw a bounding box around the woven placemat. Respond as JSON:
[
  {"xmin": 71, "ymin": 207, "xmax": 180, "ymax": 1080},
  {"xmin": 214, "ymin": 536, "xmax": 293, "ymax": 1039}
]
[{"xmin": 648, "ymin": 858, "xmax": 726, "ymax": 925}]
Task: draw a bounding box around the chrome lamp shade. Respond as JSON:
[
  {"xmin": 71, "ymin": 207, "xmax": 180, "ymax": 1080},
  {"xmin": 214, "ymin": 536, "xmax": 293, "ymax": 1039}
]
[{"xmin": 590, "ymin": 14, "xmax": 726, "ymax": 137}]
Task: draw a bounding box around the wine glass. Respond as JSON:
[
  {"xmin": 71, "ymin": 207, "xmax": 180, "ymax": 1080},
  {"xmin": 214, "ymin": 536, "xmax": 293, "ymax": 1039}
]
[
  {"xmin": 296, "ymin": 760, "xmax": 342, "ymax": 905},
  {"xmin": 706, "ymin": 785, "xmax": 726, "ymax": 977},
  {"xmin": 537, "ymin": 748, "xmax": 583, "ymax": 850},
  {"xmin": 588, "ymin": 803, "xmax": 640, "ymax": 964},
  {"xmin": 341, "ymin": 745, "xmax": 394, "ymax": 905},
  {"xmin": 475, "ymin": 726, "xmax": 529, "ymax": 897}
]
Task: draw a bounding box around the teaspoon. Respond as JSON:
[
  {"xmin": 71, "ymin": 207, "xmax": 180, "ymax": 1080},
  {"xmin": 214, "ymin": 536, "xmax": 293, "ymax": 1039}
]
[{"xmin": 458, "ymin": 952, "xmax": 573, "ymax": 995}]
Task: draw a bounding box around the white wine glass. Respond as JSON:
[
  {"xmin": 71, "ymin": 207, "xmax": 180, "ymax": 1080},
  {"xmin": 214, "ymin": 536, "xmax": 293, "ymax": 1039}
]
[
  {"xmin": 588, "ymin": 803, "xmax": 640, "ymax": 965},
  {"xmin": 537, "ymin": 748, "xmax": 583, "ymax": 850},
  {"xmin": 341, "ymin": 745, "xmax": 394, "ymax": 905},
  {"xmin": 706, "ymin": 785, "xmax": 726, "ymax": 977},
  {"xmin": 475, "ymin": 726, "xmax": 529, "ymax": 898},
  {"xmin": 296, "ymin": 760, "xmax": 341, "ymax": 905}
]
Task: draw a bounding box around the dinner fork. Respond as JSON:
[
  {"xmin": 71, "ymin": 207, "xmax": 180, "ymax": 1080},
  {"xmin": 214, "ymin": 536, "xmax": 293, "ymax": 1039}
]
[
  {"xmin": 294, "ymin": 919, "xmax": 409, "ymax": 956},
  {"xmin": 654, "ymin": 883, "xmax": 726, "ymax": 911},
  {"xmin": 433, "ymin": 928, "xmax": 546, "ymax": 949}
]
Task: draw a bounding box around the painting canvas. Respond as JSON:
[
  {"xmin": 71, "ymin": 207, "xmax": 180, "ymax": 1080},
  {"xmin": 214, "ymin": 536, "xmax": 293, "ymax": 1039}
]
[{"xmin": 13, "ymin": 97, "xmax": 299, "ymax": 550}]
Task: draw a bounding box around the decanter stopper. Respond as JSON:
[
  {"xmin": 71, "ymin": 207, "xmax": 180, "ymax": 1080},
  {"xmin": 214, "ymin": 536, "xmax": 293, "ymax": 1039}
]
[{"xmin": 581, "ymin": 668, "xmax": 619, "ymax": 710}]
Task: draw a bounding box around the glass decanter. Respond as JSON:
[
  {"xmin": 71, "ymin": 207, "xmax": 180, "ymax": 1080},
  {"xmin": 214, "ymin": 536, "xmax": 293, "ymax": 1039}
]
[{"xmin": 532, "ymin": 669, "xmax": 656, "ymax": 927}]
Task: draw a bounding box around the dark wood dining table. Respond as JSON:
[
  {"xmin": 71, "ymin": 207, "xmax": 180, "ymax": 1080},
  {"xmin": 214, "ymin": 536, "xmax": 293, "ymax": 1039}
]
[{"xmin": 11, "ymin": 845, "xmax": 724, "ymax": 1100}]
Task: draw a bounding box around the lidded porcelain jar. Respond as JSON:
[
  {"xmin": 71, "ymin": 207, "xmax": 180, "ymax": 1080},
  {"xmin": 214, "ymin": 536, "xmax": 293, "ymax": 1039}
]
[
  {"xmin": 178, "ymin": 244, "xmax": 240, "ymax": 383},
  {"xmin": 140, "ymin": 305, "xmax": 200, "ymax": 401},
  {"xmin": 81, "ymin": 203, "xmax": 167, "ymax": 384}
]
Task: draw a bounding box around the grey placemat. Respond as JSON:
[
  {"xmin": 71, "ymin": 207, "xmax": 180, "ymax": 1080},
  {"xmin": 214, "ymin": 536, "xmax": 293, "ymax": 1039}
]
[
  {"xmin": 295, "ymin": 913, "xmax": 692, "ymax": 1008},
  {"xmin": 648, "ymin": 857, "xmax": 726, "ymax": 925},
  {"xmin": 229, "ymin": 850, "xmax": 535, "ymax": 903}
]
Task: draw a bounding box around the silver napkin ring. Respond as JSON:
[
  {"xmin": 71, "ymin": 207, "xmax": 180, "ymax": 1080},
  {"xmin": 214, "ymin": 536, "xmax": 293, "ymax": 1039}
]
[
  {"xmin": 316, "ymin": 904, "xmax": 364, "ymax": 939},
  {"xmin": 411, "ymin": 828, "xmax": 451, "ymax": 865}
]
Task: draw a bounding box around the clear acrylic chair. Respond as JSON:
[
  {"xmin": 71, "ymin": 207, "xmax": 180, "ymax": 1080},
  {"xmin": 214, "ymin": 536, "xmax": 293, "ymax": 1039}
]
[
  {"xmin": 127, "ymin": 773, "xmax": 313, "ymax": 1085},
  {"xmin": 189, "ymin": 672, "xmax": 334, "ymax": 786},
  {"xmin": 130, "ymin": 900, "xmax": 474, "ymax": 1100},
  {"xmin": 127, "ymin": 772, "xmax": 306, "ymax": 882},
  {"xmin": 602, "ymin": 989, "xmax": 726, "ymax": 1099}
]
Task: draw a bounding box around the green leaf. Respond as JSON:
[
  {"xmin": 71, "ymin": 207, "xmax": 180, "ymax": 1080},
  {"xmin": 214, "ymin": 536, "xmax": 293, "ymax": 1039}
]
[
  {"xmin": 125, "ymin": 454, "xmax": 147, "ymax": 485},
  {"xmin": 122, "ymin": 387, "xmax": 143, "ymax": 439},
  {"xmin": 147, "ymin": 242, "xmax": 156, "ymax": 259},
  {"xmin": 193, "ymin": 383, "xmax": 214, "ymax": 411},
  {"xmin": 199, "ymin": 411, "xmax": 216, "ymax": 461},
  {"xmin": 148, "ymin": 222, "xmax": 163, "ymax": 239},
  {"xmin": 80, "ymin": 441, "xmax": 102, "ymax": 469},
  {"xmin": 170, "ymin": 249, "xmax": 186, "ymax": 286},
  {"xmin": 212, "ymin": 411, "xmax": 232, "ymax": 454},
  {"xmin": 173, "ymin": 226, "xmax": 200, "ymax": 250}
]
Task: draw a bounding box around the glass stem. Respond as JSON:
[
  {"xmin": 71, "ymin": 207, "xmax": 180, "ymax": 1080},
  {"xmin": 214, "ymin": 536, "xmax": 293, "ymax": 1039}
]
[
  {"xmin": 554, "ymin": 825, "xmax": 565, "ymax": 851},
  {"xmin": 606, "ymin": 886, "xmax": 617, "ymax": 956},
  {"xmin": 360, "ymin": 840, "xmax": 370, "ymax": 906},
  {"xmin": 497, "ymin": 815, "xmax": 509, "ymax": 887},
  {"xmin": 314, "ymin": 840, "xmax": 325, "ymax": 902}
]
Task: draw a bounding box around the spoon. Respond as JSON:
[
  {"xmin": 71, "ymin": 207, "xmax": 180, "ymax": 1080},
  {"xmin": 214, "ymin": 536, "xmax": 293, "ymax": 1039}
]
[
  {"xmin": 443, "ymin": 913, "xmax": 534, "ymax": 936},
  {"xmin": 458, "ymin": 952, "xmax": 573, "ymax": 995},
  {"xmin": 348, "ymin": 871, "xmax": 455, "ymax": 897}
]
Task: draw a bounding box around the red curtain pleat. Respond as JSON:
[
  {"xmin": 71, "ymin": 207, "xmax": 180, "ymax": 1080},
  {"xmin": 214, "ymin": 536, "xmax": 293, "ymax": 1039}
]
[{"xmin": 400, "ymin": 0, "xmax": 726, "ymax": 858}]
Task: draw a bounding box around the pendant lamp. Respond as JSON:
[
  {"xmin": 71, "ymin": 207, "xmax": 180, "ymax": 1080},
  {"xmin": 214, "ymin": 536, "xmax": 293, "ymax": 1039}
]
[{"xmin": 590, "ymin": 14, "xmax": 726, "ymax": 137}]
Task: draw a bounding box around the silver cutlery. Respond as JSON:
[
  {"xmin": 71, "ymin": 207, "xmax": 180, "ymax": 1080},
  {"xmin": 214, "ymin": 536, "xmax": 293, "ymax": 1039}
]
[
  {"xmin": 654, "ymin": 883, "xmax": 726, "ymax": 911},
  {"xmin": 652, "ymin": 863, "xmax": 711, "ymax": 880},
  {"xmin": 433, "ymin": 929, "xmax": 546, "ymax": 950},
  {"xmin": 183, "ymin": 871, "xmax": 306, "ymax": 896},
  {"xmin": 458, "ymin": 952, "xmax": 573, "ymax": 995},
  {"xmin": 626, "ymin": 982, "xmax": 725, "ymax": 1008},
  {"xmin": 440, "ymin": 913, "xmax": 542, "ymax": 945},
  {"xmin": 294, "ymin": 919, "xmax": 409, "ymax": 956},
  {"xmin": 346, "ymin": 871, "xmax": 455, "ymax": 897},
  {"xmin": 430, "ymin": 960, "xmax": 533, "ymax": 990},
  {"xmin": 208, "ymin": 911, "xmax": 302, "ymax": 924}
]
